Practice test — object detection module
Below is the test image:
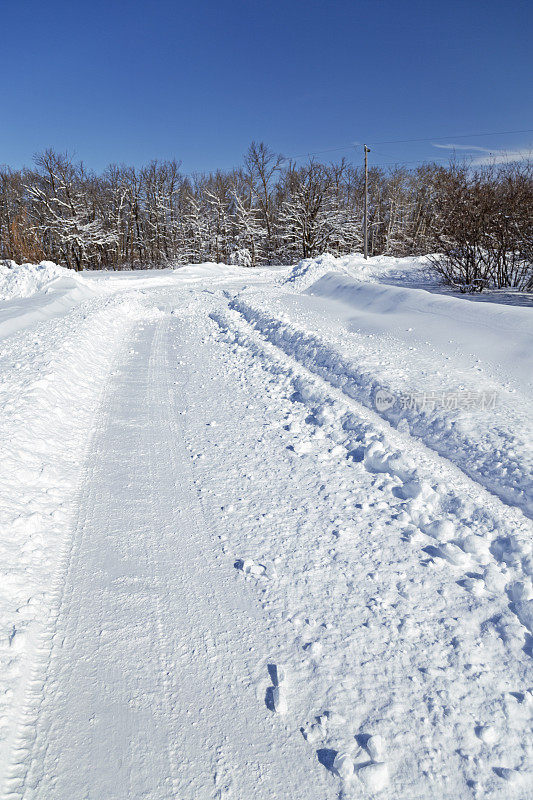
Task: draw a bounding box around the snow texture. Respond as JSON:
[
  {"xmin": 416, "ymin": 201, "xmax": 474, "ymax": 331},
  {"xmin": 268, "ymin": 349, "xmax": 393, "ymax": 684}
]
[
  {"xmin": 0, "ymin": 255, "xmax": 531, "ymax": 800},
  {"xmin": 0, "ymin": 262, "xmax": 75, "ymax": 301}
]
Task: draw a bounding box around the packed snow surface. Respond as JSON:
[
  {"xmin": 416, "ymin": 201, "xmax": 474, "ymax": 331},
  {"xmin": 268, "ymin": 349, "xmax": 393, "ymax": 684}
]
[{"xmin": 0, "ymin": 255, "xmax": 531, "ymax": 800}]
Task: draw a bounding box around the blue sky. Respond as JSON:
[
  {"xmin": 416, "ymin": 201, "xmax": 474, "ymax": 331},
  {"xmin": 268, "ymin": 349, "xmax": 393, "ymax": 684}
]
[{"xmin": 1, "ymin": 0, "xmax": 532, "ymax": 173}]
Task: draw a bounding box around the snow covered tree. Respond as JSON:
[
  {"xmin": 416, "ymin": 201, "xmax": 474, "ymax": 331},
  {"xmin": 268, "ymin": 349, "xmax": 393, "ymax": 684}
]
[
  {"xmin": 244, "ymin": 142, "xmax": 284, "ymax": 259},
  {"xmin": 230, "ymin": 189, "xmax": 265, "ymax": 266},
  {"xmin": 178, "ymin": 193, "xmax": 209, "ymax": 264},
  {"xmin": 203, "ymin": 177, "xmax": 232, "ymax": 263},
  {"xmin": 28, "ymin": 151, "xmax": 117, "ymax": 271},
  {"xmin": 279, "ymin": 162, "xmax": 341, "ymax": 259},
  {"xmin": 0, "ymin": 144, "xmax": 528, "ymax": 284}
]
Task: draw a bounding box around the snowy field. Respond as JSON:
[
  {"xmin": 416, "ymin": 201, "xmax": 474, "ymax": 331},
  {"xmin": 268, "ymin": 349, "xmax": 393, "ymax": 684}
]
[{"xmin": 0, "ymin": 255, "xmax": 531, "ymax": 800}]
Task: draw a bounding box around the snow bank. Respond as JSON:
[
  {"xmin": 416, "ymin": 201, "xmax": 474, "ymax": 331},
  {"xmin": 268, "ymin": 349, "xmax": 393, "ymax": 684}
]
[
  {"xmin": 0, "ymin": 261, "xmax": 82, "ymax": 302},
  {"xmin": 0, "ymin": 262, "xmax": 102, "ymax": 340},
  {"xmin": 283, "ymin": 252, "xmax": 432, "ymax": 291},
  {"xmin": 308, "ymin": 271, "xmax": 533, "ymax": 388},
  {"xmin": 283, "ymin": 254, "xmax": 343, "ymax": 290},
  {"xmin": 228, "ymin": 286, "xmax": 533, "ymax": 518},
  {"xmin": 0, "ymin": 293, "xmax": 159, "ymax": 772}
]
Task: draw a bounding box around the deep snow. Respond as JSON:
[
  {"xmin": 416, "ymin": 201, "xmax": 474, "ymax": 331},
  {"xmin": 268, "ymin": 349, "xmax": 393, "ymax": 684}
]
[
  {"xmin": 0, "ymin": 255, "xmax": 531, "ymax": 800},
  {"xmin": 0, "ymin": 262, "xmax": 72, "ymax": 302}
]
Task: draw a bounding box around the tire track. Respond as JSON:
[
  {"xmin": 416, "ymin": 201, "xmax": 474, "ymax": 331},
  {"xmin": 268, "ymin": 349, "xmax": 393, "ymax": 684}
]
[
  {"xmin": 209, "ymin": 303, "xmax": 533, "ymax": 653},
  {"xmin": 227, "ymin": 295, "xmax": 532, "ymax": 519}
]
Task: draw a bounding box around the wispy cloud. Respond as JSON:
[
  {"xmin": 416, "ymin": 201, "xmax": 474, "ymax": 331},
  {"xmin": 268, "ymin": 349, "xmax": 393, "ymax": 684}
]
[
  {"xmin": 432, "ymin": 142, "xmax": 532, "ymax": 164},
  {"xmin": 433, "ymin": 143, "xmax": 489, "ymax": 152}
]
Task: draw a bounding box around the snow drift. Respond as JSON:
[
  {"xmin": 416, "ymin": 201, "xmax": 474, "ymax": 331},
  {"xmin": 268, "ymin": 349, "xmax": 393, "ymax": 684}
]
[{"xmin": 0, "ymin": 261, "xmax": 82, "ymax": 302}]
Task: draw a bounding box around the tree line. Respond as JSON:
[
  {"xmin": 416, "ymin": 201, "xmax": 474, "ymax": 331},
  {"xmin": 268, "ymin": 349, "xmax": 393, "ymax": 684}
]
[{"xmin": 0, "ymin": 143, "xmax": 531, "ymax": 289}]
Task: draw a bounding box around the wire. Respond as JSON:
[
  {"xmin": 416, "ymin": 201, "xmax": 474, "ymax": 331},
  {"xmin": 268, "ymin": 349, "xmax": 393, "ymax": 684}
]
[
  {"xmin": 280, "ymin": 143, "xmax": 360, "ymax": 161},
  {"xmin": 278, "ymin": 128, "xmax": 533, "ymax": 163},
  {"xmin": 368, "ymin": 128, "xmax": 533, "ymax": 145},
  {"xmin": 370, "ymin": 156, "xmax": 458, "ymax": 168},
  {"xmin": 177, "ymin": 128, "xmax": 533, "ymax": 176},
  {"xmin": 373, "ymin": 152, "xmax": 532, "ymax": 168}
]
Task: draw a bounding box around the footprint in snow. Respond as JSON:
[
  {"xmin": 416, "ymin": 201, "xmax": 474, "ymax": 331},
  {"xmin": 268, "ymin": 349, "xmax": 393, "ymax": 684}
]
[
  {"xmin": 475, "ymin": 724, "xmax": 498, "ymax": 744},
  {"xmin": 265, "ymin": 663, "xmax": 287, "ymax": 714},
  {"xmin": 493, "ymin": 766, "xmax": 525, "ymax": 785},
  {"xmin": 306, "ymin": 721, "xmax": 390, "ymax": 793},
  {"xmin": 234, "ymin": 558, "xmax": 266, "ymax": 577},
  {"xmin": 355, "ymin": 761, "xmax": 389, "ymax": 792},
  {"xmin": 422, "ymin": 518, "xmax": 455, "ymax": 542},
  {"xmin": 422, "ymin": 542, "xmax": 471, "ymax": 567},
  {"xmin": 288, "ymin": 440, "xmax": 316, "ymax": 456},
  {"xmin": 267, "ymin": 663, "xmax": 286, "ymax": 686},
  {"xmin": 302, "ymin": 710, "xmax": 346, "ymax": 744}
]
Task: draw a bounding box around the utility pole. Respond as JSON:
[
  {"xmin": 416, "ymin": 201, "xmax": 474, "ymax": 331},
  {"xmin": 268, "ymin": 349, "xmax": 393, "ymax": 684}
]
[{"xmin": 363, "ymin": 144, "xmax": 370, "ymax": 259}]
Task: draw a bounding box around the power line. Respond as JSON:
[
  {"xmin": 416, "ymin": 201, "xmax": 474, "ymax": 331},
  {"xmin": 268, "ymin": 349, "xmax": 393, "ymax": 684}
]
[
  {"xmin": 371, "ymin": 156, "xmax": 456, "ymax": 167},
  {"xmin": 280, "ymin": 143, "xmax": 360, "ymax": 161},
  {"xmin": 370, "ymin": 146, "xmax": 533, "ymax": 168},
  {"xmin": 279, "ymin": 128, "xmax": 533, "ymax": 163},
  {"xmin": 176, "ymin": 128, "xmax": 533, "ymax": 177},
  {"xmin": 369, "ymin": 128, "xmax": 533, "ymax": 146}
]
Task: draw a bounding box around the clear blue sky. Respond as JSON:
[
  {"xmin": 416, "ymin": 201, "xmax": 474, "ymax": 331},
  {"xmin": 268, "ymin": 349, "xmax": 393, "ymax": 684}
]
[{"xmin": 1, "ymin": 0, "xmax": 532, "ymax": 174}]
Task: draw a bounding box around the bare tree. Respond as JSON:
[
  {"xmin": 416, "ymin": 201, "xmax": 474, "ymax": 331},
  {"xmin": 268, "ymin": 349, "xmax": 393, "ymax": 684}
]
[
  {"xmin": 245, "ymin": 141, "xmax": 284, "ymax": 258},
  {"xmin": 0, "ymin": 145, "xmax": 529, "ymax": 284}
]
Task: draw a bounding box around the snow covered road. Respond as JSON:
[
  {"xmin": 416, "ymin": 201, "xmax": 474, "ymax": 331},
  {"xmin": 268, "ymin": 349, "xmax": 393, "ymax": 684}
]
[
  {"xmin": 0, "ymin": 258, "xmax": 531, "ymax": 799},
  {"xmin": 3, "ymin": 309, "xmax": 325, "ymax": 799}
]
